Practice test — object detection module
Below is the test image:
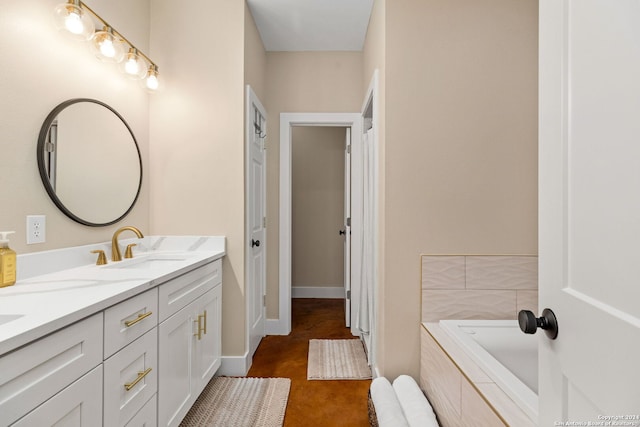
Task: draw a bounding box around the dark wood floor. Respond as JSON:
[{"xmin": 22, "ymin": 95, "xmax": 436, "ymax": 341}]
[{"xmin": 247, "ymin": 298, "xmax": 371, "ymax": 426}]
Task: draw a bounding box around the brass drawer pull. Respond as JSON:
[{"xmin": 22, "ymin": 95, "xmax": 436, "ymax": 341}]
[
  {"xmin": 124, "ymin": 367, "xmax": 152, "ymax": 391},
  {"xmin": 124, "ymin": 311, "xmax": 153, "ymax": 327}
]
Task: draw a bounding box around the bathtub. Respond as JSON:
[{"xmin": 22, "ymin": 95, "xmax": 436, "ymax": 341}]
[{"xmin": 439, "ymin": 319, "xmax": 538, "ymax": 422}]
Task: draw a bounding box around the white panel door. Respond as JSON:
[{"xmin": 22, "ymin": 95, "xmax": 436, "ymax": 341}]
[
  {"xmin": 247, "ymin": 87, "xmax": 267, "ymax": 358},
  {"xmin": 344, "ymin": 127, "xmax": 352, "ymax": 327},
  {"xmin": 539, "ymin": 0, "xmax": 640, "ymax": 423}
]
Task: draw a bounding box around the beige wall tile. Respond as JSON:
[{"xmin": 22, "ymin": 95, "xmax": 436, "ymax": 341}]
[
  {"xmin": 422, "ymin": 290, "xmax": 517, "ymax": 322},
  {"xmin": 422, "ymin": 256, "xmax": 466, "ymax": 289},
  {"xmin": 466, "ymin": 256, "xmax": 538, "ymax": 290},
  {"xmin": 517, "ymin": 290, "xmax": 539, "ymax": 314}
]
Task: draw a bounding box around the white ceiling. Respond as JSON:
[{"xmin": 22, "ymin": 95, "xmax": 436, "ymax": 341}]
[{"xmin": 246, "ymin": 0, "xmax": 374, "ymax": 51}]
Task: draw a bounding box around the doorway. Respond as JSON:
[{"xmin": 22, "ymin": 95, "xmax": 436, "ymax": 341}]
[{"xmin": 277, "ymin": 113, "xmax": 362, "ymax": 336}]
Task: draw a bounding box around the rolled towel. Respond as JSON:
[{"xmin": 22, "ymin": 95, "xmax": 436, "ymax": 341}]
[
  {"xmin": 370, "ymin": 377, "xmax": 410, "ymax": 427},
  {"xmin": 392, "ymin": 375, "xmax": 439, "ymax": 427}
]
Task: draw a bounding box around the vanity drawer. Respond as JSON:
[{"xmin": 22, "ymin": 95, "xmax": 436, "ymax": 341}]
[
  {"xmin": 124, "ymin": 393, "xmax": 157, "ymax": 427},
  {"xmin": 0, "ymin": 313, "xmax": 103, "ymax": 426},
  {"xmin": 104, "ymin": 287, "xmax": 158, "ymax": 358},
  {"xmin": 12, "ymin": 365, "xmax": 103, "ymax": 427},
  {"xmin": 104, "ymin": 328, "xmax": 158, "ymax": 427},
  {"xmin": 158, "ymin": 259, "xmax": 221, "ymax": 321}
]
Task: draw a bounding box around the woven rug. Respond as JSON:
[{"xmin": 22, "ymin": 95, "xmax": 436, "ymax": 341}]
[
  {"xmin": 307, "ymin": 339, "xmax": 372, "ymax": 380},
  {"xmin": 180, "ymin": 377, "xmax": 291, "ymax": 427}
]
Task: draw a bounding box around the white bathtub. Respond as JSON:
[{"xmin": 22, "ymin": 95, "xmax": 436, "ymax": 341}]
[{"xmin": 439, "ymin": 319, "xmax": 538, "ymax": 422}]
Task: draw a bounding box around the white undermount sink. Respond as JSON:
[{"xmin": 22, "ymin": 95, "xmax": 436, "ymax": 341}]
[{"xmin": 103, "ymin": 254, "xmax": 192, "ymax": 270}]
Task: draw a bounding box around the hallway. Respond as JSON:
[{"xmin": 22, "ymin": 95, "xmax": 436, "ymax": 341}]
[{"xmin": 247, "ymin": 299, "xmax": 371, "ymax": 426}]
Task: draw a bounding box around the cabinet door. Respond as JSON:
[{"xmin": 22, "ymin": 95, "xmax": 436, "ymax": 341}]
[
  {"xmin": 158, "ymin": 300, "xmax": 198, "ymax": 427},
  {"xmin": 12, "ymin": 366, "xmax": 103, "ymax": 427},
  {"xmin": 193, "ymin": 285, "xmax": 222, "ymax": 391}
]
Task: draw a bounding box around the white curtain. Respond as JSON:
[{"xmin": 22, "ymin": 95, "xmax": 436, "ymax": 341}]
[{"xmin": 357, "ymin": 129, "xmax": 375, "ymax": 362}]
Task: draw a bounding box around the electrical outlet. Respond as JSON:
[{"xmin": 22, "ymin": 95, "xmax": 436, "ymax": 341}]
[{"xmin": 27, "ymin": 215, "xmax": 46, "ymax": 244}]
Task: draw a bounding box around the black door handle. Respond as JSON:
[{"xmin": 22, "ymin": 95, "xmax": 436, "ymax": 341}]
[
  {"xmin": 339, "ymin": 230, "xmax": 346, "ymax": 235},
  {"xmin": 251, "ymin": 239, "xmax": 260, "ymax": 248},
  {"xmin": 518, "ymin": 308, "xmax": 558, "ymax": 340}
]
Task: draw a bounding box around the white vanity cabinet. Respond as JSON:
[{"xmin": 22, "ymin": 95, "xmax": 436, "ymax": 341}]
[
  {"xmin": 0, "ymin": 252, "xmax": 223, "ymax": 427},
  {"xmin": 158, "ymin": 260, "xmax": 222, "ymax": 427}
]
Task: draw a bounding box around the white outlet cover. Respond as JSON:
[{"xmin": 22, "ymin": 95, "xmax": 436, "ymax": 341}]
[{"xmin": 27, "ymin": 215, "xmax": 46, "ymax": 244}]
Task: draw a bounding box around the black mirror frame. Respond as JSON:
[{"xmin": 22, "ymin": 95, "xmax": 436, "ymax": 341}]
[{"xmin": 37, "ymin": 98, "xmax": 143, "ymax": 227}]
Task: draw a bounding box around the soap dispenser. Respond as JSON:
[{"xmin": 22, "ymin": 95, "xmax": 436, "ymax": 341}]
[{"xmin": 0, "ymin": 231, "xmax": 17, "ymax": 287}]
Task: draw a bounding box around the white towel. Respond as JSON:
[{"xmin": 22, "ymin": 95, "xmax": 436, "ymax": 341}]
[
  {"xmin": 370, "ymin": 377, "xmax": 410, "ymax": 427},
  {"xmin": 393, "ymin": 375, "xmax": 439, "ymax": 427}
]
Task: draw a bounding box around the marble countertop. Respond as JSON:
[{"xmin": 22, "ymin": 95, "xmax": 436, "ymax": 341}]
[{"xmin": 0, "ymin": 236, "xmax": 225, "ymax": 356}]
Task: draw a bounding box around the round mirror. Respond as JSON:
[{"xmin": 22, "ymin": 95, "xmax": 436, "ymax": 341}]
[{"xmin": 37, "ymin": 99, "xmax": 142, "ymax": 227}]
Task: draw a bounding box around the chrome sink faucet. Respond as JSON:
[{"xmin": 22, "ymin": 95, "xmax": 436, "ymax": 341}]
[{"xmin": 111, "ymin": 226, "xmax": 144, "ymax": 262}]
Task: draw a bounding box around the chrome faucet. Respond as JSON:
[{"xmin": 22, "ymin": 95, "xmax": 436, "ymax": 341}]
[{"xmin": 111, "ymin": 226, "xmax": 144, "ymax": 262}]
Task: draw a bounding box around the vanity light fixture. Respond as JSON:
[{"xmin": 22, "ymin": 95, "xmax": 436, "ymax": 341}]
[{"xmin": 54, "ymin": 0, "xmax": 160, "ymax": 91}]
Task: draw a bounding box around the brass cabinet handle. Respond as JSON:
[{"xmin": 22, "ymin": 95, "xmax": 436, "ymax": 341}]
[
  {"xmin": 124, "ymin": 367, "xmax": 152, "ymax": 391},
  {"xmin": 193, "ymin": 312, "xmax": 206, "ymax": 340},
  {"xmin": 202, "ymin": 310, "xmax": 207, "ymax": 335},
  {"xmin": 194, "ymin": 316, "xmax": 202, "ymax": 340},
  {"xmin": 124, "ymin": 311, "xmax": 153, "ymax": 327}
]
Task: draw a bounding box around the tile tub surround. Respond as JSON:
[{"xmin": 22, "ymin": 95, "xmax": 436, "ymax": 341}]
[
  {"xmin": 421, "ymin": 255, "xmax": 538, "ymax": 322},
  {"xmin": 0, "ymin": 236, "xmax": 225, "ymax": 355}
]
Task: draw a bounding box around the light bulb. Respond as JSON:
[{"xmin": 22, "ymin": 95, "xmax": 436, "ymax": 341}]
[
  {"xmin": 64, "ymin": 12, "xmax": 83, "ymax": 34},
  {"xmin": 91, "ymin": 27, "xmax": 124, "ymax": 63},
  {"xmin": 146, "ymin": 74, "xmax": 159, "ymax": 90},
  {"xmin": 144, "ymin": 65, "xmax": 160, "ymax": 91},
  {"xmin": 100, "ymin": 38, "xmax": 115, "ymax": 58},
  {"xmin": 121, "ymin": 48, "xmax": 148, "ymax": 79},
  {"xmin": 125, "ymin": 58, "xmax": 139, "ymax": 74},
  {"xmin": 54, "ymin": 0, "xmax": 95, "ymax": 41}
]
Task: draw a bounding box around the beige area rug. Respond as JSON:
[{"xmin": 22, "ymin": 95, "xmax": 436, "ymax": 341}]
[
  {"xmin": 307, "ymin": 339, "xmax": 372, "ymax": 380},
  {"xmin": 180, "ymin": 377, "xmax": 291, "ymax": 427}
]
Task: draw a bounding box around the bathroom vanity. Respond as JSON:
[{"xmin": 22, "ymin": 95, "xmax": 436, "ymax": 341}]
[{"xmin": 0, "ymin": 235, "xmax": 225, "ymax": 427}]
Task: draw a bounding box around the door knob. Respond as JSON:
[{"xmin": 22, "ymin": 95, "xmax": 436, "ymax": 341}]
[
  {"xmin": 251, "ymin": 239, "xmax": 260, "ymax": 248},
  {"xmin": 518, "ymin": 308, "xmax": 558, "ymax": 340},
  {"xmin": 339, "ymin": 230, "xmax": 346, "ymax": 235}
]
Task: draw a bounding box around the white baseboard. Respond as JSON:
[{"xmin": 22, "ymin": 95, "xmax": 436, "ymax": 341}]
[
  {"xmin": 265, "ymin": 318, "xmax": 289, "ymax": 335},
  {"xmin": 219, "ymin": 352, "xmax": 251, "ymax": 376},
  {"xmin": 292, "ymin": 286, "xmax": 345, "ymax": 299}
]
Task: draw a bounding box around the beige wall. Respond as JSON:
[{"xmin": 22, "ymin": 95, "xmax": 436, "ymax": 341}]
[
  {"xmin": 292, "ymin": 127, "xmax": 345, "ymax": 288},
  {"xmin": 149, "ymin": 0, "xmax": 246, "ymax": 356},
  {"xmin": 244, "ymin": 3, "xmax": 267, "ymax": 104},
  {"xmin": 380, "ymin": 0, "xmax": 539, "ymax": 378},
  {"xmin": 0, "ymin": 0, "xmax": 150, "ymax": 254},
  {"xmin": 264, "ymin": 52, "xmax": 364, "ymax": 317}
]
